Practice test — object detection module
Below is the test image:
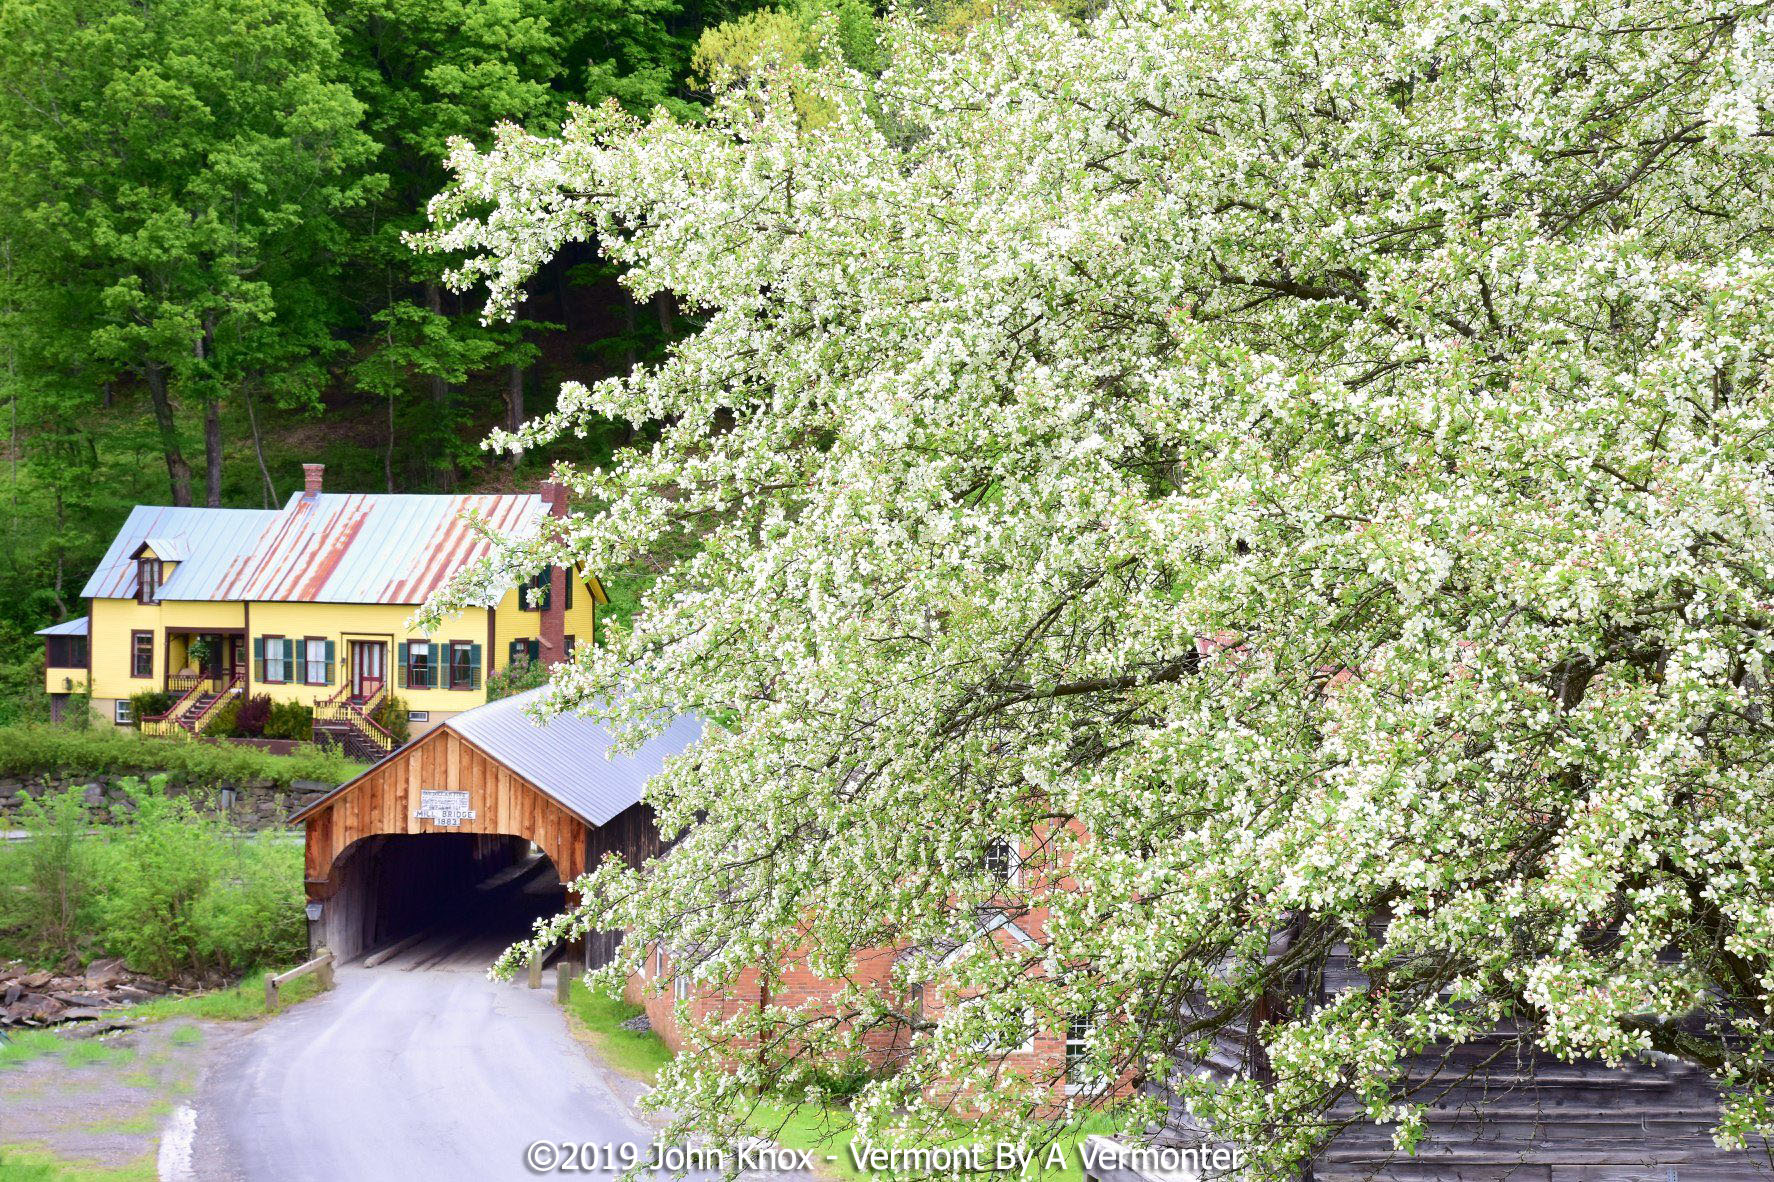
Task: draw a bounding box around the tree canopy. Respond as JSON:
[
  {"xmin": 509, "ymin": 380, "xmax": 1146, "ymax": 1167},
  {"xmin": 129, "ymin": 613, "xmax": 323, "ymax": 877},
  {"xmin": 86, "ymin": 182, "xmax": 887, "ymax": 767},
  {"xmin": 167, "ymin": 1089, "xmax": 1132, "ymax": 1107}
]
[{"xmin": 422, "ymin": 0, "xmax": 1774, "ymax": 1170}]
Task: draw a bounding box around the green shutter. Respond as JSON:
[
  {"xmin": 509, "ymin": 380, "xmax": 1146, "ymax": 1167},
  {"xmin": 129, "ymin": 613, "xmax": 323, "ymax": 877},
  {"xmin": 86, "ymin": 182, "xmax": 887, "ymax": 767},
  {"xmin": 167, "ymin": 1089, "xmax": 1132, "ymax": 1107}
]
[
  {"xmin": 324, "ymin": 639, "xmax": 335, "ymax": 684},
  {"xmin": 564, "ymin": 575, "xmax": 573, "ymax": 611},
  {"xmin": 527, "ymin": 639, "xmax": 541, "ymax": 664},
  {"xmin": 252, "ymin": 637, "xmax": 264, "ymax": 682},
  {"xmin": 397, "ymin": 641, "xmax": 408, "ymax": 689},
  {"xmin": 468, "ymin": 643, "xmax": 482, "ymax": 690}
]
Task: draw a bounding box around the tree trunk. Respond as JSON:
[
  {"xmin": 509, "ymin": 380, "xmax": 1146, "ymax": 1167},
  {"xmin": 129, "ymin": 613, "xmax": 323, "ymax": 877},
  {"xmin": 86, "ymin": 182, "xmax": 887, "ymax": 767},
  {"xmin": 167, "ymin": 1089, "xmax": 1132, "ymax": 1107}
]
[
  {"xmin": 143, "ymin": 360, "xmax": 193, "ymax": 506},
  {"xmin": 242, "ymin": 379, "xmax": 278, "ymax": 507},
  {"xmin": 204, "ymin": 396, "xmax": 223, "ymax": 507},
  {"xmin": 505, "ymin": 363, "xmax": 524, "ymax": 466},
  {"xmin": 654, "ymin": 291, "xmax": 676, "ymax": 337},
  {"xmin": 622, "ymin": 300, "xmax": 638, "ymax": 371},
  {"xmin": 425, "ymin": 282, "xmax": 455, "ymax": 492}
]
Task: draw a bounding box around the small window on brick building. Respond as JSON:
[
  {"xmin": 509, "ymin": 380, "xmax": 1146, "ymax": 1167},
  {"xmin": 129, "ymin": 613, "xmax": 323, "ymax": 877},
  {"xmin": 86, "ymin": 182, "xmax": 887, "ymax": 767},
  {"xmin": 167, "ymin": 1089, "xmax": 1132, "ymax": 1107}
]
[
  {"xmin": 674, "ymin": 973, "xmax": 690, "ymax": 1002},
  {"xmin": 983, "ymin": 838, "xmax": 1021, "ymax": 886}
]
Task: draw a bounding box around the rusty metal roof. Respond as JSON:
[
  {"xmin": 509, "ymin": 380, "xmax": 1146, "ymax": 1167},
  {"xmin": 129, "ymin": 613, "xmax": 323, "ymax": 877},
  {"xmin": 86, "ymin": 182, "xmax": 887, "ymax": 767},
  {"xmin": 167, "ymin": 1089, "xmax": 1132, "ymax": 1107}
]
[
  {"xmin": 213, "ymin": 492, "xmax": 546, "ymax": 604},
  {"xmin": 81, "ymin": 506, "xmax": 281, "ymax": 600},
  {"xmin": 83, "ymin": 492, "xmax": 547, "ymax": 605}
]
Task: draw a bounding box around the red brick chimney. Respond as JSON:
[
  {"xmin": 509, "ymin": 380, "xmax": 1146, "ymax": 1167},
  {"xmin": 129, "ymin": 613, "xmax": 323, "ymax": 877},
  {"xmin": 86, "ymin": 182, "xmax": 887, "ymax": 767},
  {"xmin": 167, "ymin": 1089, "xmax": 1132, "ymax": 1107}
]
[
  {"xmin": 302, "ymin": 463, "xmax": 325, "ymax": 497},
  {"xmin": 540, "ymin": 481, "xmax": 567, "ymax": 665}
]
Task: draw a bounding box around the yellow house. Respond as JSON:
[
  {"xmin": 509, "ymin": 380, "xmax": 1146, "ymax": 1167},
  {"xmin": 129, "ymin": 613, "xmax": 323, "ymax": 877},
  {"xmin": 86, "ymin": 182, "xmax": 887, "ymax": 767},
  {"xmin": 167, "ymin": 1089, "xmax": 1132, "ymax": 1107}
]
[{"xmin": 44, "ymin": 463, "xmax": 602, "ymax": 755}]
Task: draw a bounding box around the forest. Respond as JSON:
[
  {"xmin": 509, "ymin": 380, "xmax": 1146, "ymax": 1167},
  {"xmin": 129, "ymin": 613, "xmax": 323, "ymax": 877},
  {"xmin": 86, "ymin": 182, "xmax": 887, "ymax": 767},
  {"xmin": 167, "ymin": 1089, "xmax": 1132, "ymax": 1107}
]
[{"xmin": 0, "ymin": 0, "xmax": 891, "ymax": 719}]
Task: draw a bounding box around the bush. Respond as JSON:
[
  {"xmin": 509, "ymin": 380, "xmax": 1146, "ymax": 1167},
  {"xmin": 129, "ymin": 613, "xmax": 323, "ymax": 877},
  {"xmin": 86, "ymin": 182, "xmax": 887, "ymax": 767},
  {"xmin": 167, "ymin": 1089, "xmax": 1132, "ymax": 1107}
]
[
  {"xmin": 233, "ymin": 694, "xmax": 271, "ymax": 738},
  {"xmin": 263, "ymin": 701, "xmax": 313, "ymax": 742},
  {"xmin": 0, "ymin": 785, "xmax": 98, "ymax": 963},
  {"xmin": 94, "ymin": 776, "xmax": 306, "ymax": 977},
  {"xmin": 0, "ymin": 723, "xmax": 367, "ymax": 787},
  {"xmin": 370, "ymin": 693, "xmax": 410, "ymax": 745},
  {"xmin": 486, "ymin": 653, "xmax": 548, "ymax": 701},
  {"xmin": 127, "ymin": 689, "xmax": 176, "ymax": 724},
  {"xmin": 201, "ymin": 695, "xmax": 240, "ymax": 737},
  {"xmin": 0, "ymin": 775, "xmax": 306, "ymax": 975}
]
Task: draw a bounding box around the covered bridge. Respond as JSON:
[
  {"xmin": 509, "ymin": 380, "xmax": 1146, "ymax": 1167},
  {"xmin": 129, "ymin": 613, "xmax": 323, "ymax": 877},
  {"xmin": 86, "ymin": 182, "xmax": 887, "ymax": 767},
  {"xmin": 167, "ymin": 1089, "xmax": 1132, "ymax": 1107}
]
[{"xmin": 292, "ymin": 688, "xmax": 700, "ymax": 964}]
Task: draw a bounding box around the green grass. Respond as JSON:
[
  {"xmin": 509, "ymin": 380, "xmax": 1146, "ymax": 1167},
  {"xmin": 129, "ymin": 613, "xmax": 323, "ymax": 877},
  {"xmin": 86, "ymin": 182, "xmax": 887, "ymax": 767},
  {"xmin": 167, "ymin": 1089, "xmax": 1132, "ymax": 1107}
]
[
  {"xmin": 0, "ymin": 723, "xmax": 366, "ymax": 788},
  {"xmin": 0, "ymin": 1144, "xmax": 154, "ymax": 1181},
  {"xmin": 0, "ymin": 1028, "xmax": 134, "ymax": 1072},
  {"xmin": 562, "ymin": 980, "xmax": 674, "ymax": 1080},
  {"xmin": 129, "ymin": 966, "xmax": 321, "ymax": 1022}
]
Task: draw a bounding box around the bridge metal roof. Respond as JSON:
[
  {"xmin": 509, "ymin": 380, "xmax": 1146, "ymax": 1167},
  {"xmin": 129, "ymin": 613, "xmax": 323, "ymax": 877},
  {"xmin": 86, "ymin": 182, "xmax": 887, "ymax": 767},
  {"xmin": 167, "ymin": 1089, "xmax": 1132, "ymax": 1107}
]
[
  {"xmin": 289, "ymin": 688, "xmax": 703, "ymax": 829},
  {"xmin": 443, "ymin": 689, "xmax": 704, "ymax": 826}
]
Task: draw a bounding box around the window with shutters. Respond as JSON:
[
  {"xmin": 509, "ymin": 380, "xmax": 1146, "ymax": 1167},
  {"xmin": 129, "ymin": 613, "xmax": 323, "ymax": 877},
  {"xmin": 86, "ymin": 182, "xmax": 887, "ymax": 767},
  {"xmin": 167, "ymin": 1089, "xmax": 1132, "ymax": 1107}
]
[
  {"xmin": 507, "ymin": 638, "xmax": 541, "ymax": 669},
  {"xmin": 260, "ymin": 635, "xmax": 288, "ymax": 683},
  {"xmin": 448, "ymin": 641, "xmax": 480, "ymax": 690},
  {"xmin": 406, "ymin": 641, "xmax": 434, "ymax": 689},
  {"xmin": 302, "ymin": 637, "xmax": 331, "ymax": 685},
  {"xmin": 525, "ymin": 569, "xmax": 552, "ymax": 612},
  {"xmin": 130, "ymin": 631, "xmax": 154, "ymax": 679}
]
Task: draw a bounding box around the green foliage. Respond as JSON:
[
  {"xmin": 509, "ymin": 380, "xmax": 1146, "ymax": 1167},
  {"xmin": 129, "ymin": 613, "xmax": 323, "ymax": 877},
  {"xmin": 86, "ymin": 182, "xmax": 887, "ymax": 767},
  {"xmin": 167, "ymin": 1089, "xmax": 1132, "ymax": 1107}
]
[
  {"xmin": 125, "ymin": 691, "xmax": 175, "ymax": 725},
  {"xmin": 0, "ymin": 785, "xmax": 98, "ymax": 962},
  {"xmin": 200, "ymin": 696, "xmax": 241, "ymax": 738},
  {"xmin": 370, "ymin": 693, "xmax": 411, "ymax": 744},
  {"xmin": 485, "ymin": 653, "xmax": 550, "ymax": 701},
  {"xmin": 262, "ymin": 701, "xmax": 314, "ymax": 742},
  {"xmin": 0, "ymin": 776, "xmax": 307, "ymax": 975},
  {"xmin": 93, "ymin": 777, "xmax": 306, "ymax": 977},
  {"xmin": 0, "ymin": 724, "xmax": 366, "ymax": 787}
]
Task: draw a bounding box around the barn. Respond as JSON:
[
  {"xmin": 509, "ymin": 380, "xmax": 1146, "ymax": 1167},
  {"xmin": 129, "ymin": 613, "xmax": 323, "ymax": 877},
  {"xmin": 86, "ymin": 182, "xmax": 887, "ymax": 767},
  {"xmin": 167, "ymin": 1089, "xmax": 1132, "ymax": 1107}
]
[{"xmin": 292, "ymin": 688, "xmax": 699, "ymax": 964}]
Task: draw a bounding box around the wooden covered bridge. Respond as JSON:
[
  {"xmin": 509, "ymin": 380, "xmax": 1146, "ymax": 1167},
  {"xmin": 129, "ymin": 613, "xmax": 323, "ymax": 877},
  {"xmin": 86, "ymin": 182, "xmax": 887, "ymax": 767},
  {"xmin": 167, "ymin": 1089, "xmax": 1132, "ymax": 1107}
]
[{"xmin": 291, "ymin": 689, "xmax": 699, "ymax": 964}]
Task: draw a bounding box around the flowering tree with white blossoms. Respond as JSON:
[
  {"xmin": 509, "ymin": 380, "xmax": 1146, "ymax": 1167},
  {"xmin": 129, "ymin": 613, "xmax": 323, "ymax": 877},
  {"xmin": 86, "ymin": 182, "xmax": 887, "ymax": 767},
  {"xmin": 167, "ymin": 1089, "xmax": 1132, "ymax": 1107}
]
[{"xmin": 416, "ymin": 0, "xmax": 1774, "ymax": 1173}]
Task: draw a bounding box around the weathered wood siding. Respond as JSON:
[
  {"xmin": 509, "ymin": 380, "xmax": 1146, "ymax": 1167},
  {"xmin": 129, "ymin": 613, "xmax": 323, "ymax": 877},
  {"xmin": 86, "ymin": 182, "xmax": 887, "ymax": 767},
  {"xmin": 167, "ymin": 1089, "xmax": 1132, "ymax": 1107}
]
[{"xmin": 303, "ymin": 726, "xmax": 588, "ymax": 895}]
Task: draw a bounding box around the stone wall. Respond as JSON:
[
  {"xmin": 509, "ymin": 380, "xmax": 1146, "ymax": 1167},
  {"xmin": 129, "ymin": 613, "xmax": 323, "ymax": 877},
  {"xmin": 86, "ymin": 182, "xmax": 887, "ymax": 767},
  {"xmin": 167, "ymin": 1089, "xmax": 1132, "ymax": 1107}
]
[{"xmin": 0, "ymin": 771, "xmax": 336, "ymax": 830}]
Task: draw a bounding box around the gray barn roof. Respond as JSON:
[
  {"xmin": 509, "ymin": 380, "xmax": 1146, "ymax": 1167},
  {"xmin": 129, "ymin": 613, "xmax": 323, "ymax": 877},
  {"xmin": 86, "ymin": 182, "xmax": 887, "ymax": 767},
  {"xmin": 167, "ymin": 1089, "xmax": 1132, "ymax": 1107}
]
[{"xmin": 444, "ymin": 689, "xmax": 704, "ymax": 826}]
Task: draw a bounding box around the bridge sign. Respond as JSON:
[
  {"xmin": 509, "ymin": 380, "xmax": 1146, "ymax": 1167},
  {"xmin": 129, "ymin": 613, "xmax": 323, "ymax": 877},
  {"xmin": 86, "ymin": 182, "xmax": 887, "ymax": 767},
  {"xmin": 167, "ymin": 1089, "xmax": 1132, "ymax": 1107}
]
[{"xmin": 415, "ymin": 789, "xmax": 476, "ymax": 827}]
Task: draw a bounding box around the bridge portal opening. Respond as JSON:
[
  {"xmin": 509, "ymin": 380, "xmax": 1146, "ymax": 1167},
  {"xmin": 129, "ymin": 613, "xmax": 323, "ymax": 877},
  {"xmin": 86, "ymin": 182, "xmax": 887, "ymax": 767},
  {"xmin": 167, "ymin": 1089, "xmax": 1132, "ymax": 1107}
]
[{"xmin": 313, "ymin": 833, "xmax": 568, "ymax": 968}]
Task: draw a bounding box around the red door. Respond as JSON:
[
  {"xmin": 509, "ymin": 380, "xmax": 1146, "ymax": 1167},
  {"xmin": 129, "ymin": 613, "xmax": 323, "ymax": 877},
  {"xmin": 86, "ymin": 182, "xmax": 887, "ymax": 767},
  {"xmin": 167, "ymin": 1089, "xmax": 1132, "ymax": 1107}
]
[{"xmin": 351, "ymin": 642, "xmax": 385, "ymax": 701}]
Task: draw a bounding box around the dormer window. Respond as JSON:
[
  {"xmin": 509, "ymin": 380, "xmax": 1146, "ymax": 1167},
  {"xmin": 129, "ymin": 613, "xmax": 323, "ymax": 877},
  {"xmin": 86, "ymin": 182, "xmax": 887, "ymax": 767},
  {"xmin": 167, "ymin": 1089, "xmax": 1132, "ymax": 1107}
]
[{"xmin": 137, "ymin": 557, "xmax": 162, "ymax": 604}]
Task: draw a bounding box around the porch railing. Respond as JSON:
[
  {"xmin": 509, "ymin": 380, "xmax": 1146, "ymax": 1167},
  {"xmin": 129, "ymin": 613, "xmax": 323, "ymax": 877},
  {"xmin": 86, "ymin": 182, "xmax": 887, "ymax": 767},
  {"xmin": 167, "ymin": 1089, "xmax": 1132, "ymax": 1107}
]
[
  {"xmin": 165, "ymin": 671, "xmax": 206, "ymax": 696},
  {"xmin": 314, "ymin": 682, "xmax": 396, "ymax": 757},
  {"xmin": 139, "ymin": 677, "xmax": 210, "ymax": 737},
  {"xmin": 181, "ymin": 675, "xmax": 242, "ymax": 736}
]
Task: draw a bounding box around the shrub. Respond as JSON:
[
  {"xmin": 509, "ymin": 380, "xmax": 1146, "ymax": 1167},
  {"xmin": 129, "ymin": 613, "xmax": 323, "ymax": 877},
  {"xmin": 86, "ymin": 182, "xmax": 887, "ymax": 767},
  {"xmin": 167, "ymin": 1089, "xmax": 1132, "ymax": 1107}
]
[
  {"xmin": 127, "ymin": 689, "xmax": 176, "ymax": 724},
  {"xmin": 263, "ymin": 701, "xmax": 313, "ymax": 742},
  {"xmin": 370, "ymin": 693, "xmax": 410, "ymax": 745},
  {"xmin": 486, "ymin": 653, "xmax": 548, "ymax": 702},
  {"xmin": 201, "ymin": 695, "xmax": 241, "ymax": 737},
  {"xmin": 233, "ymin": 694, "xmax": 271, "ymax": 738},
  {"xmin": 0, "ymin": 785, "xmax": 98, "ymax": 962},
  {"xmin": 94, "ymin": 776, "xmax": 306, "ymax": 977},
  {"xmin": 0, "ymin": 723, "xmax": 367, "ymax": 787}
]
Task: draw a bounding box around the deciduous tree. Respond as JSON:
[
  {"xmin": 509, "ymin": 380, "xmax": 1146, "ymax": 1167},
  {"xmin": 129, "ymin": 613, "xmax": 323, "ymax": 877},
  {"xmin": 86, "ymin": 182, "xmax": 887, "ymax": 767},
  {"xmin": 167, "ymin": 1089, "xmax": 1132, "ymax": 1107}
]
[{"xmin": 432, "ymin": 0, "xmax": 1772, "ymax": 1169}]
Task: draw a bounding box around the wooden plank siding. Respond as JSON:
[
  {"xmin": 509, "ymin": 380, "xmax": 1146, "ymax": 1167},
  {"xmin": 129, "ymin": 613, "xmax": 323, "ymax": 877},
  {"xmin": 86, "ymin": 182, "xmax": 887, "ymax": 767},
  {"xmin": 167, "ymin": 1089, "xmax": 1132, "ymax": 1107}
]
[{"xmin": 303, "ymin": 726, "xmax": 589, "ymax": 899}]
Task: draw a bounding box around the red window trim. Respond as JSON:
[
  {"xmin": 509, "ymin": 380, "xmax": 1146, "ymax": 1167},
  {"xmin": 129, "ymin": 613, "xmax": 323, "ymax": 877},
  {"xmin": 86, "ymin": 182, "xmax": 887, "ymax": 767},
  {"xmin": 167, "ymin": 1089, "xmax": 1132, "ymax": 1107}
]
[
  {"xmin": 301, "ymin": 635, "xmax": 326, "ymax": 685},
  {"xmin": 136, "ymin": 558, "xmax": 161, "ymax": 605},
  {"xmin": 130, "ymin": 630, "xmax": 154, "ymax": 679},
  {"xmin": 262, "ymin": 633, "xmax": 286, "ymax": 684}
]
